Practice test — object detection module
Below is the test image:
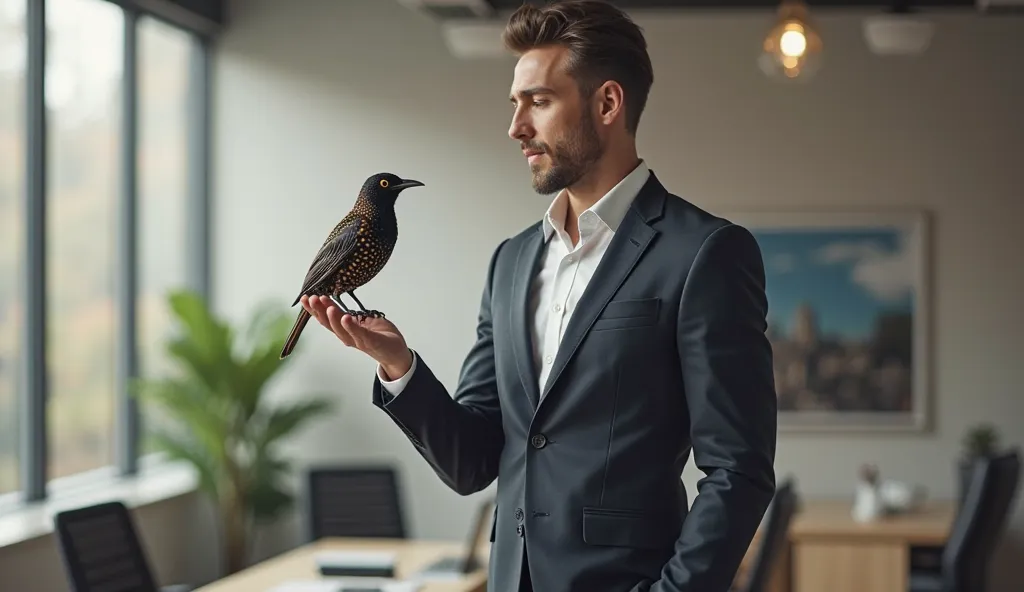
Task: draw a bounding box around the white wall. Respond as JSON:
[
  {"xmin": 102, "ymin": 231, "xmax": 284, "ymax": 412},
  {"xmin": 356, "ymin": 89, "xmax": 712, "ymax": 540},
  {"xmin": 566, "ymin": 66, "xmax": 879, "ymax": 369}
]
[
  {"xmin": 209, "ymin": 0, "xmax": 1024, "ymax": 587},
  {"xmin": 208, "ymin": 0, "xmax": 1024, "ymax": 587},
  {"xmin": 3, "ymin": 0, "xmax": 1021, "ymax": 590},
  {"xmin": 8, "ymin": 1, "xmax": 1018, "ymax": 590}
]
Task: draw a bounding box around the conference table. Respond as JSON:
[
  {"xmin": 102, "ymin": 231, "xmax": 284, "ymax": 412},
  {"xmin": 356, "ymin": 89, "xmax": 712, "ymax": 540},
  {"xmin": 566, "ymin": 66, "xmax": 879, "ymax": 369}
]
[
  {"xmin": 195, "ymin": 538, "xmax": 488, "ymax": 592},
  {"xmin": 196, "ymin": 498, "xmax": 955, "ymax": 592},
  {"xmin": 733, "ymin": 498, "xmax": 956, "ymax": 592}
]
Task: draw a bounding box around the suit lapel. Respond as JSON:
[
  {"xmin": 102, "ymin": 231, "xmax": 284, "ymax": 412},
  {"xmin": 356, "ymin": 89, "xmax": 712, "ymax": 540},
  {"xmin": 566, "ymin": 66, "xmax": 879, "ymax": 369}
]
[
  {"xmin": 510, "ymin": 225, "xmax": 546, "ymax": 410},
  {"xmin": 538, "ymin": 173, "xmax": 667, "ymax": 404}
]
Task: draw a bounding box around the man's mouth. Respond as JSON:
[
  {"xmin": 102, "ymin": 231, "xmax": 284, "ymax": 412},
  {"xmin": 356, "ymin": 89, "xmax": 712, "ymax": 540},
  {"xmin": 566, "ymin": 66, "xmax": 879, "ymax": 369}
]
[{"xmin": 523, "ymin": 148, "xmax": 544, "ymax": 164}]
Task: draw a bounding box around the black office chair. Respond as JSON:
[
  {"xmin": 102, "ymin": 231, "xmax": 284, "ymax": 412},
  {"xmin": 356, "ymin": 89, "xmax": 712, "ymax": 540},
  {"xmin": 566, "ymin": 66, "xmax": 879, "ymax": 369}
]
[
  {"xmin": 908, "ymin": 449, "xmax": 1021, "ymax": 592},
  {"xmin": 734, "ymin": 477, "xmax": 799, "ymax": 592},
  {"xmin": 52, "ymin": 500, "xmax": 193, "ymax": 592},
  {"xmin": 306, "ymin": 465, "xmax": 407, "ymax": 542}
]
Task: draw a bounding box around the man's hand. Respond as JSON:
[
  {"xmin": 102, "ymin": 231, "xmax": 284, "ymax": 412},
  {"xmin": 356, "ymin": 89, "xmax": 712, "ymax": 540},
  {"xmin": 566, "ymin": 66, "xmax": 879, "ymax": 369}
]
[{"xmin": 301, "ymin": 295, "xmax": 414, "ymax": 379}]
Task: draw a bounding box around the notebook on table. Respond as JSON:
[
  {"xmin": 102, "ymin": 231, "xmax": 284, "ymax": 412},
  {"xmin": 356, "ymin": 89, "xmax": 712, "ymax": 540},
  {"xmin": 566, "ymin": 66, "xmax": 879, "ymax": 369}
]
[{"xmin": 266, "ymin": 578, "xmax": 420, "ymax": 592}]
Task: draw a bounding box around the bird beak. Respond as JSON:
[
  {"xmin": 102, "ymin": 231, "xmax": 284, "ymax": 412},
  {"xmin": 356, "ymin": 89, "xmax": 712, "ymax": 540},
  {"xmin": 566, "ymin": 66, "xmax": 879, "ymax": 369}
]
[{"xmin": 392, "ymin": 179, "xmax": 424, "ymax": 191}]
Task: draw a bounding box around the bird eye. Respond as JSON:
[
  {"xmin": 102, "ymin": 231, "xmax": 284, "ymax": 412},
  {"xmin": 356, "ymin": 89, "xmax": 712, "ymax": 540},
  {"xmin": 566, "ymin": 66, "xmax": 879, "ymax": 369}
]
[{"xmin": 379, "ymin": 179, "xmax": 389, "ymax": 188}]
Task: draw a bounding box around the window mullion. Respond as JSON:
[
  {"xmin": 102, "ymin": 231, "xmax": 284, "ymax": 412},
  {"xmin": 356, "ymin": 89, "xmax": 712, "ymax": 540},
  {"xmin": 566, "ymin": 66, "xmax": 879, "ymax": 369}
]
[
  {"xmin": 116, "ymin": 6, "xmax": 140, "ymax": 476},
  {"xmin": 21, "ymin": 0, "xmax": 48, "ymax": 503}
]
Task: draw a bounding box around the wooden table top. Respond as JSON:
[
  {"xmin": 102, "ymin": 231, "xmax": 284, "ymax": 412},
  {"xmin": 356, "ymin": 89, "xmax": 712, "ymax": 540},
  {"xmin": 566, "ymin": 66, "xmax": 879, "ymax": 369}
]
[
  {"xmin": 194, "ymin": 538, "xmax": 488, "ymax": 592},
  {"xmin": 789, "ymin": 498, "xmax": 955, "ymax": 545}
]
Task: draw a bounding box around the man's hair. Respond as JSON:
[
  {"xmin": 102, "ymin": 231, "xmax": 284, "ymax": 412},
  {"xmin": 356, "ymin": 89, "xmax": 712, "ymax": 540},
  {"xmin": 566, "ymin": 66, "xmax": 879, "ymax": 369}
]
[{"xmin": 502, "ymin": 0, "xmax": 654, "ymax": 135}]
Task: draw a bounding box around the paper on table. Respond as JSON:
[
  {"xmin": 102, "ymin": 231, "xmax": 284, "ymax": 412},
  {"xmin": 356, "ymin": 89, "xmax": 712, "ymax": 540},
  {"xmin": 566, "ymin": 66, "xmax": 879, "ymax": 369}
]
[
  {"xmin": 266, "ymin": 578, "xmax": 421, "ymax": 592},
  {"xmin": 314, "ymin": 550, "xmax": 398, "ymax": 567},
  {"xmin": 266, "ymin": 582, "xmax": 338, "ymax": 592}
]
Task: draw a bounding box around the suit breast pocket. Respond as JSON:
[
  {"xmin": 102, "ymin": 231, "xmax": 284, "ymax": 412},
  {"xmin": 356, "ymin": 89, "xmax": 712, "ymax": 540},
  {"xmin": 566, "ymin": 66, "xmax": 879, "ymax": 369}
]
[{"xmin": 590, "ymin": 297, "xmax": 660, "ymax": 332}]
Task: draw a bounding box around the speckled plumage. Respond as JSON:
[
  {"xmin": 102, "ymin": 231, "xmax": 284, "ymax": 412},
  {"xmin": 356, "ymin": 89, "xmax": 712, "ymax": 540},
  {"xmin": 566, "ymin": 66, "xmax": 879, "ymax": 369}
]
[{"xmin": 280, "ymin": 172, "xmax": 424, "ymax": 358}]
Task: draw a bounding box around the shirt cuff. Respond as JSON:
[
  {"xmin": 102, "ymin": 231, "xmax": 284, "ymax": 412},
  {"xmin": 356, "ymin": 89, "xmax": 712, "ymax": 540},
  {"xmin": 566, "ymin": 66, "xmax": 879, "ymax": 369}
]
[{"xmin": 377, "ymin": 349, "xmax": 418, "ymax": 397}]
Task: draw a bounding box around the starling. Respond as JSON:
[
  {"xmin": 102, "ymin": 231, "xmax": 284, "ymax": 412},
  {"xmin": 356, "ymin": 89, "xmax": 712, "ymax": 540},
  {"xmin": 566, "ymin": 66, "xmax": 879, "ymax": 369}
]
[{"xmin": 279, "ymin": 172, "xmax": 424, "ymax": 358}]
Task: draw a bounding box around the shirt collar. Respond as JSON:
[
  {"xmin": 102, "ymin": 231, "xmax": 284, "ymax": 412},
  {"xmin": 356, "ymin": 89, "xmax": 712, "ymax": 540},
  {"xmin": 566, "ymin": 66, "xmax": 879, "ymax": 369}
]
[{"xmin": 542, "ymin": 160, "xmax": 650, "ymax": 242}]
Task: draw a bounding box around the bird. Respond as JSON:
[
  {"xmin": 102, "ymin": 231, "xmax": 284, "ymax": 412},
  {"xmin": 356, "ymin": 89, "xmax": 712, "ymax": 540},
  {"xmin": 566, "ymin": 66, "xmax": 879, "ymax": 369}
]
[{"xmin": 279, "ymin": 172, "xmax": 424, "ymax": 358}]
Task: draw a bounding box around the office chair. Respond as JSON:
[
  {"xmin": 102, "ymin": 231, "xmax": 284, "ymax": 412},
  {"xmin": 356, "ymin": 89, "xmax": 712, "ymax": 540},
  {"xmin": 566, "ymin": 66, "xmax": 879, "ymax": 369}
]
[
  {"xmin": 52, "ymin": 500, "xmax": 193, "ymax": 592},
  {"xmin": 734, "ymin": 477, "xmax": 799, "ymax": 592},
  {"xmin": 306, "ymin": 465, "xmax": 407, "ymax": 542},
  {"xmin": 909, "ymin": 449, "xmax": 1021, "ymax": 592}
]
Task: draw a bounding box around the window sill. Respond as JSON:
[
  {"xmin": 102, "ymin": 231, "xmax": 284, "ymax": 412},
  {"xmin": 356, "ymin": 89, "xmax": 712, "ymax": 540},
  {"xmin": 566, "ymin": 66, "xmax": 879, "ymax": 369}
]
[{"xmin": 0, "ymin": 460, "xmax": 199, "ymax": 549}]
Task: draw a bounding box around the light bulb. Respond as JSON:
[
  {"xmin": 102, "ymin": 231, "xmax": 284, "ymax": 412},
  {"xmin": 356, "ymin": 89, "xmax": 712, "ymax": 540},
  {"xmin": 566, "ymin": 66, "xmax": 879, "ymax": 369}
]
[
  {"xmin": 760, "ymin": 1, "xmax": 822, "ymax": 81},
  {"xmin": 779, "ymin": 27, "xmax": 807, "ymax": 57}
]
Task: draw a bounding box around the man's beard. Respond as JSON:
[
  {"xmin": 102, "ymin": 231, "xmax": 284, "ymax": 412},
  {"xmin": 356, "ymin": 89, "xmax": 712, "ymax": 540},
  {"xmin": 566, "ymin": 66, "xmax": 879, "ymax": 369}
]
[{"xmin": 528, "ymin": 111, "xmax": 603, "ymax": 195}]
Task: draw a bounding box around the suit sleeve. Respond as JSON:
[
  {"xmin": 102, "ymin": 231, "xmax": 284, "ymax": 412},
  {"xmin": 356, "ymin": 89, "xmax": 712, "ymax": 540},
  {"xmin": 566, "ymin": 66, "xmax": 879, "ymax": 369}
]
[
  {"xmin": 643, "ymin": 223, "xmax": 778, "ymax": 592},
  {"xmin": 376, "ymin": 350, "xmax": 419, "ymax": 398},
  {"xmin": 370, "ymin": 239, "xmax": 507, "ymax": 496}
]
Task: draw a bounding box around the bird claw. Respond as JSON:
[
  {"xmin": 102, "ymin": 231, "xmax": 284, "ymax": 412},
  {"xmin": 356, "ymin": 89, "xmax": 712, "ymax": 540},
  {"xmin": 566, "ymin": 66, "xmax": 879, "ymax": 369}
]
[{"xmin": 347, "ymin": 309, "xmax": 385, "ymax": 320}]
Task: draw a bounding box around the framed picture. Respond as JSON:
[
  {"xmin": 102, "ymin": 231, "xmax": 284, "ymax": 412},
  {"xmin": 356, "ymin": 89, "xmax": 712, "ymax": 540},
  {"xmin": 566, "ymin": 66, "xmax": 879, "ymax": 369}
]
[{"xmin": 723, "ymin": 209, "xmax": 931, "ymax": 432}]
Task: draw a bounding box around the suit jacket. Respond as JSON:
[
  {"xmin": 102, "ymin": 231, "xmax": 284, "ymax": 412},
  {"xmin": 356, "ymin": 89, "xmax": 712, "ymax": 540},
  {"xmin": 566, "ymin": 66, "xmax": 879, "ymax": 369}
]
[{"xmin": 372, "ymin": 171, "xmax": 778, "ymax": 592}]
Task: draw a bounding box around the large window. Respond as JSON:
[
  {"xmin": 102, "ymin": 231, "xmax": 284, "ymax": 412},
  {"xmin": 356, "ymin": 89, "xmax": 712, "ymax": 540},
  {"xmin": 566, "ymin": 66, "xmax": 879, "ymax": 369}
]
[
  {"xmin": 0, "ymin": 0, "xmax": 26, "ymax": 496},
  {"xmin": 0, "ymin": 0, "xmax": 215, "ymax": 508},
  {"xmin": 46, "ymin": 0, "xmax": 123, "ymax": 482},
  {"xmin": 137, "ymin": 15, "xmax": 193, "ymax": 449}
]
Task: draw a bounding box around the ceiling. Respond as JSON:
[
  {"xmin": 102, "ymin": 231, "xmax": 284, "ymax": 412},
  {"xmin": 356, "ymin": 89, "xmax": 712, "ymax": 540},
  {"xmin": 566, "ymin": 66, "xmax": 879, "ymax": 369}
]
[{"xmin": 482, "ymin": 0, "xmax": 976, "ymax": 9}]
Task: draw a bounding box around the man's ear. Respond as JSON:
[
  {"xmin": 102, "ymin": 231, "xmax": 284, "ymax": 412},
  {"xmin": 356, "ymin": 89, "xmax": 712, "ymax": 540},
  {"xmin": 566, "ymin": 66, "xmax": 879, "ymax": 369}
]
[{"xmin": 594, "ymin": 80, "xmax": 625, "ymax": 127}]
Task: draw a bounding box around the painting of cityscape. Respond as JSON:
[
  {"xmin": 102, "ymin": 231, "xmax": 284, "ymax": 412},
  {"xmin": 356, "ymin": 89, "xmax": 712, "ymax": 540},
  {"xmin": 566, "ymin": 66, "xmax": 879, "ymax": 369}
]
[{"xmin": 726, "ymin": 210, "xmax": 930, "ymax": 432}]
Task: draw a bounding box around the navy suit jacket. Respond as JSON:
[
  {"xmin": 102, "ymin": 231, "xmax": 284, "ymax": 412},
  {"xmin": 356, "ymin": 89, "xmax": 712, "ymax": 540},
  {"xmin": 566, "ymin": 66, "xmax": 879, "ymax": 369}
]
[{"xmin": 373, "ymin": 171, "xmax": 778, "ymax": 592}]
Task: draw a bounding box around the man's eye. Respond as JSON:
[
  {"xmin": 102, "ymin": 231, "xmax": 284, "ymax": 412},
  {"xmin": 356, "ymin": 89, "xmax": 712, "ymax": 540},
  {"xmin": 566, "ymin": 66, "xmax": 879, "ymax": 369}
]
[{"xmin": 532, "ymin": 100, "xmax": 548, "ymax": 107}]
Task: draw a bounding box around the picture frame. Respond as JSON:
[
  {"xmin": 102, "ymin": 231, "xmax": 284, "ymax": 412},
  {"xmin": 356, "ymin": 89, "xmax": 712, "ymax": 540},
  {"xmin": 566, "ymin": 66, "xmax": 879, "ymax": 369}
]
[{"xmin": 721, "ymin": 209, "xmax": 932, "ymax": 433}]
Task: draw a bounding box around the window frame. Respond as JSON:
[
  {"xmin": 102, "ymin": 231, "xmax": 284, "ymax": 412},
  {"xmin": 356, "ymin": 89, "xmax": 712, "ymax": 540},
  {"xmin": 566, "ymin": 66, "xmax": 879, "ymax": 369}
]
[{"xmin": 2, "ymin": 0, "xmax": 219, "ymax": 510}]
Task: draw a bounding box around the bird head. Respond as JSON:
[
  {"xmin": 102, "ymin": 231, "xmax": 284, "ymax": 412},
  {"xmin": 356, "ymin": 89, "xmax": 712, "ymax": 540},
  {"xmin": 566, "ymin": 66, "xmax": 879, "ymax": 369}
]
[{"xmin": 361, "ymin": 173, "xmax": 424, "ymax": 206}]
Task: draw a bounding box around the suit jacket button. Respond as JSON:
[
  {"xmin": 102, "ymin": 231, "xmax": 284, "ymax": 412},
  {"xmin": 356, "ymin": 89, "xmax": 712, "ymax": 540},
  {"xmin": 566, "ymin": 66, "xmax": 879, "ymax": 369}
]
[
  {"xmin": 515, "ymin": 507, "xmax": 524, "ymax": 521},
  {"xmin": 530, "ymin": 434, "xmax": 547, "ymax": 449},
  {"xmin": 516, "ymin": 524, "xmax": 524, "ymax": 537}
]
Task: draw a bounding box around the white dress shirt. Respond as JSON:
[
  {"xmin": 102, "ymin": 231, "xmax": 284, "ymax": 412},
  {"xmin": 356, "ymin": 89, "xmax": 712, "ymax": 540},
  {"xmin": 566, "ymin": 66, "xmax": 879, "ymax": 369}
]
[{"xmin": 377, "ymin": 160, "xmax": 651, "ymax": 397}]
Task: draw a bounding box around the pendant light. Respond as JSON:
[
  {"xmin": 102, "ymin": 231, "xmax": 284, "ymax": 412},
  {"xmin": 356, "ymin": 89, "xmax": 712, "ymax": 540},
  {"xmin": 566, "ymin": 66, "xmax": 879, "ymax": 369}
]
[{"xmin": 759, "ymin": 0, "xmax": 823, "ymax": 81}]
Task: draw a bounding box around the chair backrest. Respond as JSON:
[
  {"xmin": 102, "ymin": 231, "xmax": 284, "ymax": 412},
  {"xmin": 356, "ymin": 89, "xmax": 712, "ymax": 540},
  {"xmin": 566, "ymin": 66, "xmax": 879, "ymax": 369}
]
[
  {"xmin": 52, "ymin": 500, "xmax": 158, "ymax": 592},
  {"xmin": 306, "ymin": 465, "xmax": 407, "ymax": 541},
  {"xmin": 943, "ymin": 449, "xmax": 1021, "ymax": 592},
  {"xmin": 741, "ymin": 477, "xmax": 799, "ymax": 592}
]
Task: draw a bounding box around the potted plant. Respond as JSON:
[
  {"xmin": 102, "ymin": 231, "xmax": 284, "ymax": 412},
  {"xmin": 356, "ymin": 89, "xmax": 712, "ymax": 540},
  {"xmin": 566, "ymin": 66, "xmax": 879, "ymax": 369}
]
[
  {"xmin": 131, "ymin": 289, "xmax": 334, "ymax": 575},
  {"xmin": 958, "ymin": 422, "xmax": 1000, "ymax": 507}
]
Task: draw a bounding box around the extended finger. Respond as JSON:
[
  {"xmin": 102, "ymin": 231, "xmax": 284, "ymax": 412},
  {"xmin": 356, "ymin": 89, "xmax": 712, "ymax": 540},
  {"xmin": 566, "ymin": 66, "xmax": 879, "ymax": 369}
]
[
  {"xmin": 310, "ymin": 296, "xmax": 331, "ymax": 327},
  {"xmin": 327, "ymin": 306, "xmax": 356, "ymax": 347},
  {"xmin": 301, "ymin": 296, "xmax": 322, "ymax": 324}
]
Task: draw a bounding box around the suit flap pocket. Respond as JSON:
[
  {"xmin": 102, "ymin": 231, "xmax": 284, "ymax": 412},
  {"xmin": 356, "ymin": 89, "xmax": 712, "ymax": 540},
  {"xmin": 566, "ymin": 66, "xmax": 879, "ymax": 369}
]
[
  {"xmin": 597, "ymin": 298, "xmax": 660, "ymax": 321},
  {"xmin": 582, "ymin": 507, "xmax": 679, "ymax": 550}
]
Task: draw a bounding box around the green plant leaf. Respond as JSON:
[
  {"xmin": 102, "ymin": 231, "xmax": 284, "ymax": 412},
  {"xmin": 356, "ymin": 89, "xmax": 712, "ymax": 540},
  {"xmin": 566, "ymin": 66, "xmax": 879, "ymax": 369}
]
[
  {"xmin": 241, "ymin": 299, "xmax": 296, "ymax": 356},
  {"xmin": 230, "ymin": 299, "xmax": 298, "ymax": 419},
  {"xmin": 162, "ymin": 290, "xmax": 241, "ymax": 402},
  {"xmin": 132, "ymin": 288, "xmax": 333, "ymax": 543},
  {"xmin": 146, "ymin": 429, "xmax": 220, "ymax": 497},
  {"xmin": 247, "ymin": 477, "xmax": 294, "ymax": 523},
  {"xmin": 131, "ymin": 376, "xmax": 231, "ymax": 461},
  {"xmin": 236, "ymin": 347, "xmax": 287, "ymax": 420},
  {"xmin": 254, "ymin": 399, "xmax": 334, "ymax": 449}
]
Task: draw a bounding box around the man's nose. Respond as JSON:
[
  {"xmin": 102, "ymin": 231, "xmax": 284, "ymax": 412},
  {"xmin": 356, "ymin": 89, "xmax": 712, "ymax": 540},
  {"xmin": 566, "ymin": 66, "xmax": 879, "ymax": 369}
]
[{"xmin": 508, "ymin": 112, "xmax": 532, "ymax": 141}]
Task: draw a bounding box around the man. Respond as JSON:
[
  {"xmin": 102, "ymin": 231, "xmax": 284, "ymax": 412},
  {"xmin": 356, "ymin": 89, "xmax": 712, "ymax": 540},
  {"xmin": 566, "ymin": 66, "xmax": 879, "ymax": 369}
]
[{"xmin": 301, "ymin": 1, "xmax": 777, "ymax": 591}]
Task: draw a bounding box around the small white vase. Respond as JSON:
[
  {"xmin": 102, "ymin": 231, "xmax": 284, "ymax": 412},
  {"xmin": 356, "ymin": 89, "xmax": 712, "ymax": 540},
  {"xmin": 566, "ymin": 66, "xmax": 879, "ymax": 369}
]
[{"xmin": 852, "ymin": 482, "xmax": 883, "ymax": 523}]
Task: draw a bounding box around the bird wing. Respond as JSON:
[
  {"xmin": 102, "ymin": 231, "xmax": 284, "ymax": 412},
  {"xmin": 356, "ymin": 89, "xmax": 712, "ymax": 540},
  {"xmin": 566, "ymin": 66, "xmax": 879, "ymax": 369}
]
[{"xmin": 292, "ymin": 216, "xmax": 362, "ymax": 304}]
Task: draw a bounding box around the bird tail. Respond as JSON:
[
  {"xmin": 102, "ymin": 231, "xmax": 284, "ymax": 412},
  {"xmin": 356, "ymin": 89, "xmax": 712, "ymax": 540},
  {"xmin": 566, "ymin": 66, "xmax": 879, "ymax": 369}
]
[{"xmin": 280, "ymin": 308, "xmax": 311, "ymax": 359}]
